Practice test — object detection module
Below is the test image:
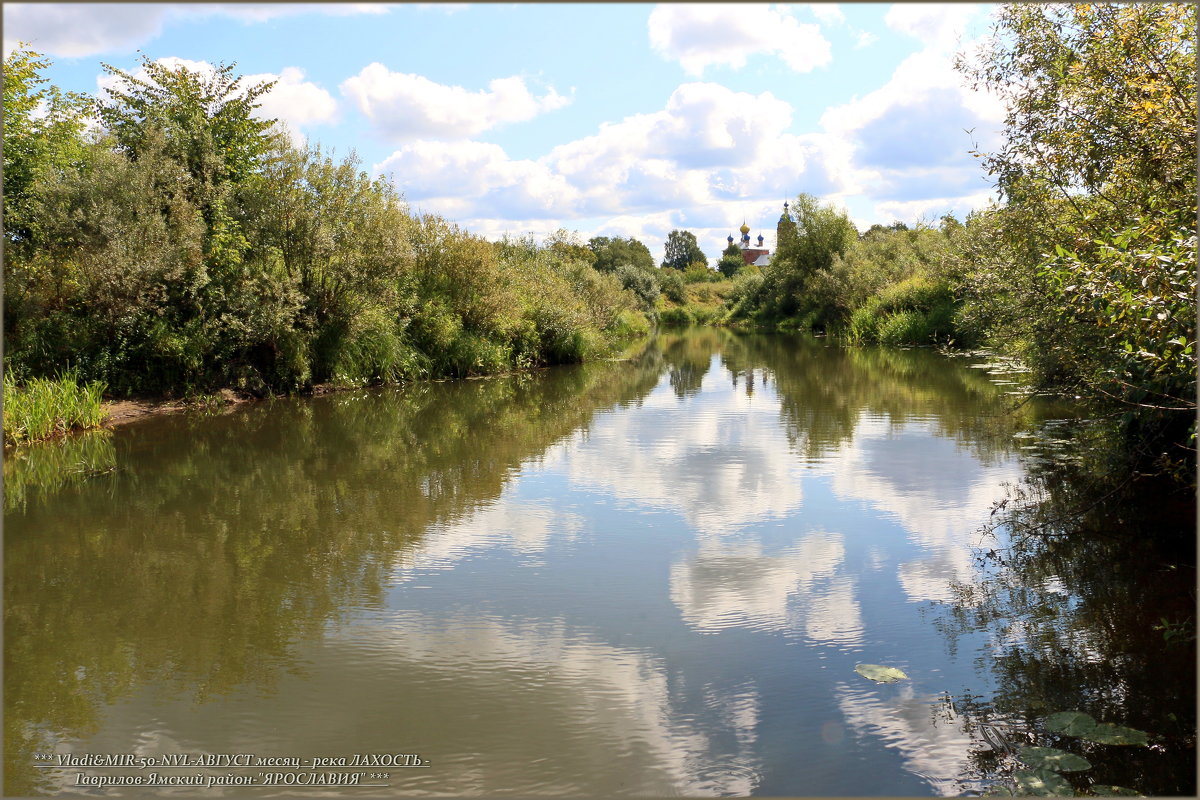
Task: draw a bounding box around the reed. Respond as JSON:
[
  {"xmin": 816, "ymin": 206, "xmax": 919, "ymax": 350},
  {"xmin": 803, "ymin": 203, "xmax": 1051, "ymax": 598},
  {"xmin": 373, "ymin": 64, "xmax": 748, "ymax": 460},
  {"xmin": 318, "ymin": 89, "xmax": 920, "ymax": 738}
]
[{"xmin": 3, "ymin": 370, "xmax": 108, "ymax": 445}]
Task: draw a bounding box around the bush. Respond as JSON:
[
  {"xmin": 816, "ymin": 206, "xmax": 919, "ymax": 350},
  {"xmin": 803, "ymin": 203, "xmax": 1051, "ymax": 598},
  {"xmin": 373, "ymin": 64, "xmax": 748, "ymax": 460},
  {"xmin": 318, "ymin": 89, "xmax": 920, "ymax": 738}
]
[
  {"xmin": 657, "ymin": 269, "xmax": 687, "ymax": 304},
  {"xmin": 612, "ymin": 263, "xmax": 660, "ymax": 310},
  {"xmin": 683, "ymin": 263, "xmax": 722, "ymax": 283},
  {"xmin": 877, "ymin": 310, "xmax": 933, "ymax": 346},
  {"xmin": 658, "ymin": 307, "xmax": 694, "ymax": 326}
]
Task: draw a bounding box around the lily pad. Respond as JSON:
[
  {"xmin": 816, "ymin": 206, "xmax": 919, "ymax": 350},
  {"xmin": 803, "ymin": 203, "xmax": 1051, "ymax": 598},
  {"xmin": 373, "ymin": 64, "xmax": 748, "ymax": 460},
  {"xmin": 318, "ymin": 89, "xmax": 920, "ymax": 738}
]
[
  {"xmin": 1044, "ymin": 711, "xmax": 1098, "ymax": 737},
  {"xmin": 1081, "ymin": 722, "xmax": 1149, "ymax": 746},
  {"xmin": 854, "ymin": 663, "xmax": 908, "ymax": 683},
  {"xmin": 982, "ymin": 783, "xmax": 1016, "ymax": 795},
  {"xmin": 1016, "ymin": 745, "xmax": 1092, "ymax": 772},
  {"xmin": 1013, "ymin": 769, "xmax": 1073, "ymax": 796},
  {"xmin": 1091, "ymin": 785, "xmax": 1142, "ymax": 796}
]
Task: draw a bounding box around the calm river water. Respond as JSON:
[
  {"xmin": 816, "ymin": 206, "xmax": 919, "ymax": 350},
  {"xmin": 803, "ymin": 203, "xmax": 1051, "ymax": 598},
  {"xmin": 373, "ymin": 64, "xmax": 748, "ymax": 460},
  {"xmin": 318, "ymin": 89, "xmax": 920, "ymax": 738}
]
[{"xmin": 5, "ymin": 329, "xmax": 1194, "ymax": 796}]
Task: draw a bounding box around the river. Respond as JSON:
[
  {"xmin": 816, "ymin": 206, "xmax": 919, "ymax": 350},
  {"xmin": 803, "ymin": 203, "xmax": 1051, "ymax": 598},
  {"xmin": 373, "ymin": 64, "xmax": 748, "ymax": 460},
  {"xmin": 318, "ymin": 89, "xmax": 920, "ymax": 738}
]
[{"xmin": 4, "ymin": 328, "xmax": 1194, "ymax": 796}]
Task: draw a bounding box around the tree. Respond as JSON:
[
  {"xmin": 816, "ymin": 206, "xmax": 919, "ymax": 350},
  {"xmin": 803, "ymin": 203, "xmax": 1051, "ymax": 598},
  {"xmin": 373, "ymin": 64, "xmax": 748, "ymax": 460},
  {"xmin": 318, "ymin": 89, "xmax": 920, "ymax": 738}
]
[
  {"xmin": 97, "ymin": 55, "xmax": 277, "ymax": 214},
  {"xmin": 543, "ymin": 229, "xmax": 595, "ymax": 268},
  {"xmin": 955, "ymin": 3, "xmax": 1197, "ymax": 481},
  {"xmin": 764, "ymin": 193, "xmax": 857, "ymax": 316},
  {"xmin": 588, "ymin": 236, "xmax": 654, "ymax": 274},
  {"xmin": 2, "ymin": 47, "xmax": 91, "ymax": 252},
  {"xmin": 957, "ymin": 3, "xmax": 1195, "ymax": 232},
  {"xmin": 661, "ymin": 229, "xmax": 706, "ymax": 271},
  {"xmin": 717, "ymin": 243, "xmax": 744, "ymax": 278}
]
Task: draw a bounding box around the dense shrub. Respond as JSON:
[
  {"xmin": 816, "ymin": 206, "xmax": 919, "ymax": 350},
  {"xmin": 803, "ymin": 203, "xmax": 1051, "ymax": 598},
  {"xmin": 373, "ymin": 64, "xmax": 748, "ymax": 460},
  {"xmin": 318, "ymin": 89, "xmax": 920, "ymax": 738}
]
[
  {"xmin": 657, "ymin": 269, "xmax": 687, "ymax": 304},
  {"xmin": 2, "ymin": 49, "xmax": 650, "ymax": 404}
]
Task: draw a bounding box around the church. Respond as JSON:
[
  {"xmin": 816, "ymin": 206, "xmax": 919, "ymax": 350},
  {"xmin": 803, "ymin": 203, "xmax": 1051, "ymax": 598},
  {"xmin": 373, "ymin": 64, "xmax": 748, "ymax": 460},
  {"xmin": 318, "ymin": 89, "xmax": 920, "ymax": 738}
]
[{"xmin": 725, "ymin": 201, "xmax": 796, "ymax": 267}]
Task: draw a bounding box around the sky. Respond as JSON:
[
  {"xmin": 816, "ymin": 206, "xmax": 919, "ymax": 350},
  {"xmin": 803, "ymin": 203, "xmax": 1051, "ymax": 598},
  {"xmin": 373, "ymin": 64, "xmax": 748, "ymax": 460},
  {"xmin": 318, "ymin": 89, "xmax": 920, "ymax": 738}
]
[{"xmin": 4, "ymin": 2, "xmax": 1007, "ymax": 266}]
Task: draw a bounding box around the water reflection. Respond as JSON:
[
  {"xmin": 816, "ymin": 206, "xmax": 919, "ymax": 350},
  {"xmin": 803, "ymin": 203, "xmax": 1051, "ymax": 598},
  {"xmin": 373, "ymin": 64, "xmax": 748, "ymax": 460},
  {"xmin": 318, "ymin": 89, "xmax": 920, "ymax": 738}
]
[
  {"xmin": 7, "ymin": 330, "xmax": 1084, "ymax": 796},
  {"xmin": 561, "ymin": 355, "xmax": 807, "ymax": 536},
  {"xmin": 669, "ymin": 532, "xmax": 859, "ymax": 643},
  {"xmin": 838, "ymin": 684, "xmax": 976, "ymax": 797}
]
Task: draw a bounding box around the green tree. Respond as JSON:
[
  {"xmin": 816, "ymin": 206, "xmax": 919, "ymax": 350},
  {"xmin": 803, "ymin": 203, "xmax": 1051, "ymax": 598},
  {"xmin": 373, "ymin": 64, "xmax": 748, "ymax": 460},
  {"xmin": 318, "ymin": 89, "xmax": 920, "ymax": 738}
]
[
  {"xmin": 97, "ymin": 55, "xmax": 277, "ymax": 212},
  {"xmin": 661, "ymin": 229, "xmax": 706, "ymax": 271},
  {"xmin": 958, "ymin": 4, "xmax": 1195, "ymax": 232},
  {"xmin": 761, "ymin": 193, "xmax": 857, "ymax": 317},
  {"xmin": 955, "ymin": 3, "xmax": 1197, "ymax": 481},
  {"xmin": 716, "ymin": 246, "xmax": 744, "ymax": 278},
  {"xmin": 2, "ymin": 47, "xmax": 91, "ymax": 255},
  {"xmin": 588, "ymin": 236, "xmax": 654, "ymax": 274}
]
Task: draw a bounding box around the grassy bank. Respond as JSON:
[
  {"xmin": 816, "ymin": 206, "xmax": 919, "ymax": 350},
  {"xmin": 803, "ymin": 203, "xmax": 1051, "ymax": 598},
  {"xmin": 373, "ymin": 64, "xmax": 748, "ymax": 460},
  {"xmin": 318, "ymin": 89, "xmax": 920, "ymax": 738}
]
[{"xmin": 3, "ymin": 371, "xmax": 107, "ymax": 445}]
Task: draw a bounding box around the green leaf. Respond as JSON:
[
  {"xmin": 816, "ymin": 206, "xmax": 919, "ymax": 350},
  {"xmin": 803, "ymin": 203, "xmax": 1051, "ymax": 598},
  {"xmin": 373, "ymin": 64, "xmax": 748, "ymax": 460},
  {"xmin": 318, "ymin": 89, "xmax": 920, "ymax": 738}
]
[
  {"xmin": 1091, "ymin": 785, "xmax": 1142, "ymax": 796},
  {"xmin": 854, "ymin": 663, "xmax": 908, "ymax": 683},
  {"xmin": 1013, "ymin": 769, "xmax": 1073, "ymax": 796},
  {"xmin": 1081, "ymin": 722, "xmax": 1149, "ymax": 746},
  {"xmin": 1044, "ymin": 711, "xmax": 1097, "ymax": 737},
  {"xmin": 1016, "ymin": 745, "xmax": 1092, "ymax": 772}
]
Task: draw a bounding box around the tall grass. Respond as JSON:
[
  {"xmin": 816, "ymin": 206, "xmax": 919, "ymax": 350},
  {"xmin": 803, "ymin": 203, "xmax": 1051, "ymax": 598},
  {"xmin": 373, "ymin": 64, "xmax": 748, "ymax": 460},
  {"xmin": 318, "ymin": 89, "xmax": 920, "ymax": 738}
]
[{"xmin": 3, "ymin": 370, "xmax": 107, "ymax": 445}]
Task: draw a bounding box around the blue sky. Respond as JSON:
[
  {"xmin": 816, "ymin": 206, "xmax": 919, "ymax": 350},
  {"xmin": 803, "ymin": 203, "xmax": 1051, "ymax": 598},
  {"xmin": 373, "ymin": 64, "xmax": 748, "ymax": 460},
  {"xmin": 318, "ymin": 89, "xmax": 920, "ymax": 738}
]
[{"xmin": 4, "ymin": 3, "xmax": 1006, "ymax": 265}]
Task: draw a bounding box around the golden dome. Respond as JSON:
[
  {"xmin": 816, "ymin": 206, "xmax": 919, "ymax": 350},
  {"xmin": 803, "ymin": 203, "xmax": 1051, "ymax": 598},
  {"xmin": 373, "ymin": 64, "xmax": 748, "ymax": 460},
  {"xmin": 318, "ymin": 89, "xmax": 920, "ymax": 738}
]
[{"xmin": 739, "ymin": 221, "xmax": 750, "ymax": 235}]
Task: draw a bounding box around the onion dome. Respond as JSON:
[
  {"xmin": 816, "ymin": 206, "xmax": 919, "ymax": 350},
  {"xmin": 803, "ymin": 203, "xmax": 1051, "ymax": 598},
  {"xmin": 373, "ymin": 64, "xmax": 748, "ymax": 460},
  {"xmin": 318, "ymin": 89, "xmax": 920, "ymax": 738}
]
[
  {"xmin": 739, "ymin": 221, "xmax": 750, "ymax": 235},
  {"xmin": 728, "ymin": 233, "xmax": 735, "ymax": 244},
  {"xmin": 757, "ymin": 233, "xmax": 764, "ymax": 246}
]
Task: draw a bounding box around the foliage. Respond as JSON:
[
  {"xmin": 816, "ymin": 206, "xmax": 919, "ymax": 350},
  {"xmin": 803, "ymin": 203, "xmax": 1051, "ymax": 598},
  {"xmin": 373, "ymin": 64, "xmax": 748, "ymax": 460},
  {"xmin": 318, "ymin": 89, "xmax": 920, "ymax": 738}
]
[
  {"xmin": 958, "ymin": 4, "xmax": 1195, "ymax": 229},
  {"xmin": 587, "ymin": 236, "xmax": 659, "ymax": 310},
  {"xmin": 682, "ymin": 262, "xmax": 721, "ymax": 283},
  {"xmin": 2, "ymin": 46, "xmax": 92, "ymax": 255},
  {"xmin": 716, "ymin": 252, "xmax": 745, "ymax": 278},
  {"xmin": 3, "ymin": 49, "xmax": 650, "ymax": 406},
  {"xmin": 846, "ymin": 276, "xmax": 958, "ymax": 346},
  {"xmin": 955, "ymin": 3, "xmax": 1197, "ymax": 482},
  {"xmin": 661, "ymin": 229, "xmax": 706, "ymax": 271},
  {"xmin": 588, "ymin": 235, "xmax": 654, "ymax": 274},
  {"xmin": 3, "ymin": 370, "xmax": 107, "ymax": 445},
  {"xmin": 733, "ymin": 193, "xmax": 857, "ymax": 322},
  {"xmin": 657, "ymin": 268, "xmax": 687, "ymax": 304},
  {"xmin": 612, "ymin": 262, "xmax": 661, "ymax": 310},
  {"xmin": 97, "ymin": 54, "xmax": 277, "ymax": 208}
]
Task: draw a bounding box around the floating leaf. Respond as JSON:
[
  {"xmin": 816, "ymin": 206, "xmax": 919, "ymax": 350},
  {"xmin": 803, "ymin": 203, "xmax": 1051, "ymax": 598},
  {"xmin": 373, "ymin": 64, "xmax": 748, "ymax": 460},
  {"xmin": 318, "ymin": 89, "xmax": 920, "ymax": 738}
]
[
  {"xmin": 854, "ymin": 663, "xmax": 908, "ymax": 683},
  {"xmin": 1081, "ymin": 722, "xmax": 1149, "ymax": 746},
  {"xmin": 980, "ymin": 723, "xmax": 1013, "ymax": 753},
  {"xmin": 1013, "ymin": 769, "xmax": 1073, "ymax": 796},
  {"xmin": 1044, "ymin": 711, "xmax": 1097, "ymax": 737},
  {"xmin": 1091, "ymin": 785, "xmax": 1142, "ymax": 796},
  {"xmin": 983, "ymin": 783, "xmax": 1016, "ymax": 795},
  {"xmin": 1016, "ymin": 745, "xmax": 1092, "ymax": 772},
  {"xmin": 1043, "ymin": 712, "xmax": 1149, "ymax": 746}
]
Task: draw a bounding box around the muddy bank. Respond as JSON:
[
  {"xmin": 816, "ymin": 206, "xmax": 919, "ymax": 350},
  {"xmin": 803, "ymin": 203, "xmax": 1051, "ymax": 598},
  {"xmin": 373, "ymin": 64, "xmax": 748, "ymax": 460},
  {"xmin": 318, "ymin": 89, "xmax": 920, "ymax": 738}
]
[
  {"xmin": 98, "ymin": 383, "xmax": 412, "ymax": 428},
  {"xmin": 102, "ymin": 388, "xmax": 260, "ymax": 428}
]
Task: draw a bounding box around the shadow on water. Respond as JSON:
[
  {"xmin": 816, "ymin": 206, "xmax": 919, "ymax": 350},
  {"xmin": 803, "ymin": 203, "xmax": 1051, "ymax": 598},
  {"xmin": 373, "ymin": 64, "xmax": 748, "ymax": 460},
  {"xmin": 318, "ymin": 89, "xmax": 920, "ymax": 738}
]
[{"xmin": 930, "ymin": 460, "xmax": 1196, "ymax": 796}]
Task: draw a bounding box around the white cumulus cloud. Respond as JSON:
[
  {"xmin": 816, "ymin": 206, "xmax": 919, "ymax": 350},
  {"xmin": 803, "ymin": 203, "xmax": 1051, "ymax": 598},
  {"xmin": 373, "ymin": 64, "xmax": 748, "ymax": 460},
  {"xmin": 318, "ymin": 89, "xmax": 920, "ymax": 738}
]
[
  {"xmin": 3, "ymin": 2, "xmax": 392, "ymax": 58},
  {"xmin": 376, "ymin": 140, "xmax": 578, "ymax": 221},
  {"xmin": 884, "ymin": 3, "xmax": 982, "ymax": 54},
  {"xmin": 373, "ymin": 81, "xmax": 850, "ymax": 259},
  {"xmin": 341, "ymin": 64, "xmax": 571, "ymax": 142},
  {"xmin": 815, "ymin": 8, "xmax": 1005, "ymax": 223},
  {"xmin": 648, "ymin": 3, "xmax": 832, "ymax": 76}
]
